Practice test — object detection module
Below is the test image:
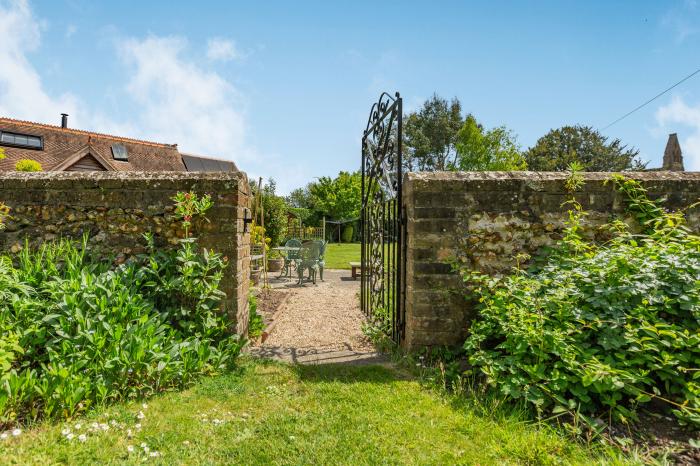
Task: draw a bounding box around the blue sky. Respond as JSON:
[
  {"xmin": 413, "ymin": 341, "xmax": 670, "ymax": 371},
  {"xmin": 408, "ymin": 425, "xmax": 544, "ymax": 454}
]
[{"xmin": 1, "ymin": 0, "xmax": 700, "ymax": 193}]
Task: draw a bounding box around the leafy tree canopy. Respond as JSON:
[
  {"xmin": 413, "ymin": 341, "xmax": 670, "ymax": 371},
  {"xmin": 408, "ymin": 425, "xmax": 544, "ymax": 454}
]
[
  {"xmin": 308, "ymin": 171, "xmax": 361, "ymax": 221},
  {"xmin": 403, "ymin": 94, "xmax": 464, "ymax": 171},
  {"xmin": 286, "ymin": 185, "xmax": 314, "ymax": 210},
  {"xmin": 525, "ymin": 125, "xmax": 645, "ymax": 172},
  {"xmin": 251, "ymin": 179, "xmax": 288, "ymax": 246},
  {"xmin": 454, "ymin": 115, "xmax": 527, "ymax": 171}
]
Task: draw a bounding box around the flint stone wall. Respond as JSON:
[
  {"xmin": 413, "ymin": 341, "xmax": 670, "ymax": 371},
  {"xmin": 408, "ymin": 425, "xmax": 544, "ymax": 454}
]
[
  {"xmin": 0, "ymin": 171, "xmax": 251, "ymax": 336},
  {"xmin": 403, "ymin": 171, "xmax": 700, "ymax": 350}
]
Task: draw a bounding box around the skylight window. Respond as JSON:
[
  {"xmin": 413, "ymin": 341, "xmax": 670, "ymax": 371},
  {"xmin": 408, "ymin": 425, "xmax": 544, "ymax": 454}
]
[
  {"xmin": 111, "ymin": 143, "xmax": 128, "ymax": 161},
  {"xmin": 0, "ymin": 131, "xmax": 43, "ymax": 149}
]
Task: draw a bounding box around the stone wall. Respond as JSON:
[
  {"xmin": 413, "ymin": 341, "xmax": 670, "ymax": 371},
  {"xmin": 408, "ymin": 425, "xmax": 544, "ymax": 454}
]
[
  {"xmin": 403, "ymin": 171, "xmax": 700, "ymax": 350},
  {"xmin": 0, "ymin": 171, "xmax": 251, "ymax": 336}
]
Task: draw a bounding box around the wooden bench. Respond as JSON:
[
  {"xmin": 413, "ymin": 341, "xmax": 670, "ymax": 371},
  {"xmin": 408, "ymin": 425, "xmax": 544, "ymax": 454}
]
[{"xmin": 349, "ymin": 261, "xmax": 363, "ymax": 280}]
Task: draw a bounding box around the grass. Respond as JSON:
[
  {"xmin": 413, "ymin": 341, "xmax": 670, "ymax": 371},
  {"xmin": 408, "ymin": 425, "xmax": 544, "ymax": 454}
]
[
  {"xmin": 1, "ymin": 359, "xmax": 631, "ymax": 465},
  {"xmin": 324, "ymin": 242, "xmax": 360, "ymax": 269}
]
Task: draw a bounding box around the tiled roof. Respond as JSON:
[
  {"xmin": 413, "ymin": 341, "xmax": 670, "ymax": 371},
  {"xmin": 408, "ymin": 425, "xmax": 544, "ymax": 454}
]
[
  {"xmin": 0, "ymin": 117, "xmax": 187, "ymax": 172},
  {"xmin": 181, "ymin": 153, "xmax": 239, "ymax": 172}
]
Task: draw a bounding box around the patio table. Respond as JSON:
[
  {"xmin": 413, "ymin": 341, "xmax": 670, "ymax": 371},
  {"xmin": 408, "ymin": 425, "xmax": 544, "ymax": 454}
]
[
  {"xmin": 272, "ymin": 246, "xmax": 301, "ymax": 278},
  {"xmin": 271, "ymin": 246, "xmax": 301, "ymax": 253}
]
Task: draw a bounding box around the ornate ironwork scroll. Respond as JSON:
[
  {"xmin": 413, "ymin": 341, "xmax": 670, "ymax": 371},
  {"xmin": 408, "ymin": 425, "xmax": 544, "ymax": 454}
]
[{"xmin": 361, "ymin": 92, "xmax": 405, "ymax": 343}]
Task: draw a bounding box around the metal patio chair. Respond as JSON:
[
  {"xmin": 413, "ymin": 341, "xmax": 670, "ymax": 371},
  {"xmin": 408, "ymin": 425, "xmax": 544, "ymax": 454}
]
[
  {"xmin": 297, "ymin": 241, "xmax": 322, "ymax": 285},
  {"xmin": 309, "ymin": 239, "xmax": 327, "ymax": 281}
]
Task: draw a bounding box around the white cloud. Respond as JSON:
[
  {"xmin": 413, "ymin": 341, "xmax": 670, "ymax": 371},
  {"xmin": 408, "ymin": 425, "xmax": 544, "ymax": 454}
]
[
  {"xmin": 656, "ymin": 96, "xmax": 700, "ymax": 170},
  {"xmin": 0, "ymin": 1, "xmax": 284, "ymax": 188},
  {"xmin": 0, "ymin": 0, "xmax": 80, "ymax": 124},
  {"xmin": 115, "ymin": 35, "xmax": 249, "ymax": 162},
  {"xmin": 661, "ymin": 1, "xmax": 700, "ymax": 43},
  {"xmin": 206, "ymin": 38, "xmax": 241, "ymax": 62}
]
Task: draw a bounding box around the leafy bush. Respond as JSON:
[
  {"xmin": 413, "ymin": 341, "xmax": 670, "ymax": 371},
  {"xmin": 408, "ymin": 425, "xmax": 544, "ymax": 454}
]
[
  {"xmin": 461, "ymin": 176, "xmax": 700, "ymax": 429},
  {"xmin": 0, "ymin": 193, "xmax": 242, "ymax": 428},
  {"xmin": 248, "ymin": 294, "xmax": 264, "ymax": 339},
  {"xmin": 0, "ymin": 236, "xmax": 242, "ymax": 427},
  {"xmin": 14, "ymin": 159, "xmax": 42, "ymax": 172},
  {"xmin": 251, "ymin": 180, "xmax": 287, "ymax": 247}
]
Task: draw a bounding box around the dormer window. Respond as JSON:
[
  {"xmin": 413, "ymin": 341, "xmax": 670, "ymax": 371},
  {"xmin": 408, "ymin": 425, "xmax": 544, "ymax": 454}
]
[
  {"xmin": 111, "ymin": 143, "xmax": 128, "ymax": 161},
  {"xmin": 0, "ymin": 131, "xmax": 43, "ymax": 149}
]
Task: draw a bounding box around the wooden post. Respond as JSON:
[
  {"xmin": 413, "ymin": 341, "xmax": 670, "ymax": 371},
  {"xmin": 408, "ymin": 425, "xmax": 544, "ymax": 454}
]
[
  {"xmin": 257, "ymin": 177, "xmax": 268, "ymax": 288},
  {"xmin": 322, "ymin": 216, "xmax": 326, "ymax": 241}
]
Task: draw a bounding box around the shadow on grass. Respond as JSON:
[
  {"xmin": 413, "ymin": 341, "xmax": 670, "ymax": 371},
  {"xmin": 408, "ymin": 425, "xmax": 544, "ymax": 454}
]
[
  {"xmin": 250, "ymin": 343, "xmax": 389, "ymax": 366},
  {"xmin": 290, "ymin": 360, "xmax": 411, "ymax": 385}
]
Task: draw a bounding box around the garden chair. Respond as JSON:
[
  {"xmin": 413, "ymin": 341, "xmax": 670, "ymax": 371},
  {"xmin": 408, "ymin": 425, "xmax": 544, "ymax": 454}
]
[
  {"xmin": 309, "ymin": 239, "xmax": 327, "ymax": 281},
  {"xmin": 281, "ymin": 238, "xmax": 302, "ymax": 277},
  {"xmin": 297, "ymin": 241, "xmax": 322, "ymax": 285}
]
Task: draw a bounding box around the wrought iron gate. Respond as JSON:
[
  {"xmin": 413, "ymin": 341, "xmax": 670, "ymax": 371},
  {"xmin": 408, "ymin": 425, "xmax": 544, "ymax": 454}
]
[{"xmin": 361, "ymin": 92, "xmax": 405, "ymax": 343}]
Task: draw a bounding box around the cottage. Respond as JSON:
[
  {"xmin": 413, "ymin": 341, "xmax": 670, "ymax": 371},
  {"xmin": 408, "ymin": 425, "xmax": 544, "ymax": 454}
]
[{"xmin": 0, "ymin": 115, "xmax": 237, "ymax": 173}]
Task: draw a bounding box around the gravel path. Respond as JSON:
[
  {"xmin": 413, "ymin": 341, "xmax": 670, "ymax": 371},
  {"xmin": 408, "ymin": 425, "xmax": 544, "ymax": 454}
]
[{"xmin": 252, "ymin": 269, "xmax": 381, "ymax": 364}]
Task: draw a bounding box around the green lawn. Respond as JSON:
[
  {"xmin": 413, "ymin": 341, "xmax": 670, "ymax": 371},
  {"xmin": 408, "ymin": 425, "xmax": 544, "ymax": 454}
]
[
  {"xmin": 324, "ymin": 242, "xmax": 360, "ymax": 269},
  {"xmin": 1, "ymin": 359, "xmax": 629, "ymax": 465}
]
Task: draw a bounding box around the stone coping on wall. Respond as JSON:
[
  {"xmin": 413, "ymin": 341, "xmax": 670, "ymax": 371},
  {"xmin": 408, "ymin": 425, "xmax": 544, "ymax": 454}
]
[
  {"xmin": 402, "ymin": 170, "xmax": 700, "ymax": 350},
  {"xmin": 0, "ymin": 170, "xmax": 249, "ymax": 190},
  {"xmin": 406, "ymin": 170, "xmax": 700, "ymax": 184}
]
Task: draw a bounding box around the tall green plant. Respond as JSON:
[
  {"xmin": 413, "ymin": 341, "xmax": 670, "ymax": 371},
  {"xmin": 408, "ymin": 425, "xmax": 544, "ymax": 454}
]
[
  {"xmin": 460, "ymin": 175, "xmax": 700, "ymax": 430},
  {"xmin": 171, "ymin": 191, "xmax": 213, "ymax": 238},
  {"xmin": 0, "ymin": 193, "xmax": 241, "ymax": 428}
]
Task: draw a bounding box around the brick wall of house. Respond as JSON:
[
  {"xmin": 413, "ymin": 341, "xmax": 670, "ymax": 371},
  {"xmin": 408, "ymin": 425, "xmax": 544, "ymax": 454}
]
[
  {"xmin": 0, "ymin": 171, "xmax": 251, "ymax": 336},
  {"xmin": 403, "ymin": 171, "xmax": 700, "ymax": 350}
]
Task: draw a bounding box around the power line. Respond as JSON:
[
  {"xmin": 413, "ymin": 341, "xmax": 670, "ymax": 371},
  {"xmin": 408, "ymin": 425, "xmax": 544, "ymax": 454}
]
[{"xmin": 602, "ymin": 66, "xmax": 700, "ymax": 130}]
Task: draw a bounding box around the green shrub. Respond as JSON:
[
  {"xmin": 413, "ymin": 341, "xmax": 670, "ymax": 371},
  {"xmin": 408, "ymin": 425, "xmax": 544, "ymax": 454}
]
[
  {"xmin": 14, "ymin": 159, "xmax": 42, "ymax": 172},
  {"xmin": 461, "ymin": 176, "xmax": 700, "ymax": 429},
  {"xmin": 248, "ymin": 294, "xmax": 264, "ymax": 339},
  {"xmin": 0, "ymin": 236, "xmax": 242, "ymax": 427},
  {"xmin": 0, "ymin": 192, "xmax": 242, "ymax": 428},
  {"xmin": 341, "ymin": 224, "xmax": 354, "ymax": 243}
]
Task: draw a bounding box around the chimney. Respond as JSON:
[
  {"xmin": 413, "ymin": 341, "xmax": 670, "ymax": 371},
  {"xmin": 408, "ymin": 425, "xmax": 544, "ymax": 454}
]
[
  {"xmin": 61, "ymin": 113, "xmax": 69, "ymax": 129},
  {"xmin": 662, "ymin": 133, "xmax": 684, "ymax": 171}
]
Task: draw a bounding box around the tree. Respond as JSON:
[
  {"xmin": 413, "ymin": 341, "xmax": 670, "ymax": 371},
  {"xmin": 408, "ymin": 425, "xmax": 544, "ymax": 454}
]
[
  {"xmin": 403, "ymin": 94, "xmax": 464, "ymax": 171},
  {"xmin": 286, "ymin": 185, "xmax": 314, "ymax": 210},
  {"xmin": 453, "ymin": 115, "xmax": 527, "ymax": 171},
  {"xmin": 308, "ymin": 171, "xmax": 361, "ymax": 221},
  {"xmin": 251, "ymin": 179, "xmax": 288, "ymax": 246},
  {"xmin": 525, "ymin": 125, "xmax": 645, "ymax": 172}
]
